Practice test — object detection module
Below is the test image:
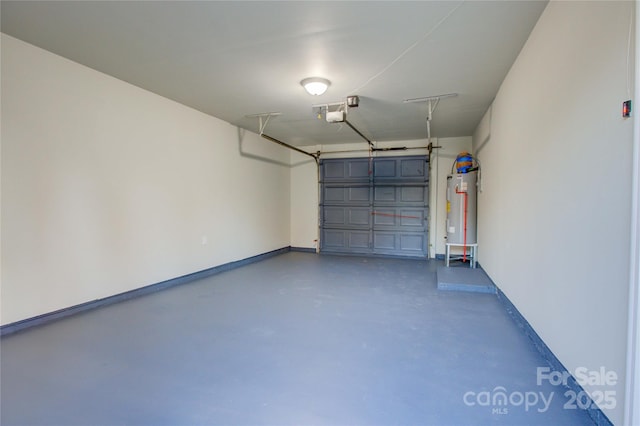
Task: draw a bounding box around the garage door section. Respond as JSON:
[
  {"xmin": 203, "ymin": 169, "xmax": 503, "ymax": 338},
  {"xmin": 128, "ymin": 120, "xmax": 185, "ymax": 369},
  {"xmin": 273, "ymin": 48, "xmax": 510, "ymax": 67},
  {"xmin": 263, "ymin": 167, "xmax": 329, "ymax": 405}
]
[{"xmin": 320, "ymin": 155, "xmax": 429, "ymax": 258}]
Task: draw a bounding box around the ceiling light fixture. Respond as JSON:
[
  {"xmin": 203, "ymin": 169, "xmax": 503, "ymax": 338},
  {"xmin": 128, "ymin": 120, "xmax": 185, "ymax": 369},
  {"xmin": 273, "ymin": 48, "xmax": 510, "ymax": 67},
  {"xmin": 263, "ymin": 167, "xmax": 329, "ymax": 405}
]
[{"xmin": 301, "ymin": 77, "xmax": 331, "ymax": 96}]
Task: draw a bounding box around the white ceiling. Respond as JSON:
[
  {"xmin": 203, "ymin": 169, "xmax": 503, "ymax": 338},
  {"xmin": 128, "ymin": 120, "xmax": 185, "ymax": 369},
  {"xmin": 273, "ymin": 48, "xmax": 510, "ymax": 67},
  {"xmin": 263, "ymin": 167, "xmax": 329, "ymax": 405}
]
[{"xmin": 1, "ymin": 1, "xmax": 547, "ymax": 147}]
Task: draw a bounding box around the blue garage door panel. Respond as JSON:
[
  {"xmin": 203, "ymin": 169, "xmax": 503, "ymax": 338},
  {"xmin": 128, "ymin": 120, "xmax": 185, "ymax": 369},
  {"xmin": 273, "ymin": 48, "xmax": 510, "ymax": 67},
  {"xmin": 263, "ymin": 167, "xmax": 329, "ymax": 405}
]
[
  {"xmin": 323, "ymin": 186, "xmax": 371, "ymax": 204},
  {"xmin": 322, "ymin": 229, "xmax": 346, "ymax": 248},
  {"xmin": 400, "ymin": 234, "xmax": 427, "ymax": 252},
  {"xmin": 374, "ymin": 157, "xmax": 427, "ymax": 180},
  {"xmin": 372, "ymin": 232, "xmax": 427, "ymax": 255},
  {"xmin": 320, "ymin": 155, "xmax": 429, "ymax": 258},
  {"xmin": 322, "ymin": 206, "xmax": 371, "ymax": 228},
  {"xmin": 401, "ymin": 186, "xmax": 427, "ymax": 203},
  {"xmin": 349, "ymin": 208, "xmax": 371, "ymax": 227},
  {"xmin": 372, "ymin": 209, "xmax": 426, "ymax": 228},
  {"xmin": 349, "ymin": 231, "xmax": 371, "ymax": 249},
  {"xmin": 373, "ymin": 233, "xmax": 396, "ymax": 250},
  {"xmin": 401, "ymin": 158, "xmax": 427, "ymax": 178},
  {"xmin": 322, "ymin": 159, "xmax": 371, "ymax": 182},
  {"xmin": 321, "ymin": 229, "xmax": 371, "ymax": 252},
  {"xmin": 323, "ymin": 207, "xmax": 346, "ymax": 226},
  {"xmin": 374, "ymin": 186, "xmax": 427, "ymax": 205},
  {"xmin": 373, "ymin": 160, "xmax": 397, "ymax": 178}
]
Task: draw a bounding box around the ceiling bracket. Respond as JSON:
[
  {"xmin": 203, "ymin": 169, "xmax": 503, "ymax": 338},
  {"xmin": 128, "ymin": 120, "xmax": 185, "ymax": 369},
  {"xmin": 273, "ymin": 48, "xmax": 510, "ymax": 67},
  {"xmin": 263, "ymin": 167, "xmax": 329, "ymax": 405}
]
[
  {"xmin": 247, "ymin": 112, "xmax": 318, "ymax": 163},
  {"xmin": 245, "ymin": 112, "xmax": 282, "ymax": 135},
  {"xmin": 404, "ymin": 93, "xmax": 458, "ymax": 151}
]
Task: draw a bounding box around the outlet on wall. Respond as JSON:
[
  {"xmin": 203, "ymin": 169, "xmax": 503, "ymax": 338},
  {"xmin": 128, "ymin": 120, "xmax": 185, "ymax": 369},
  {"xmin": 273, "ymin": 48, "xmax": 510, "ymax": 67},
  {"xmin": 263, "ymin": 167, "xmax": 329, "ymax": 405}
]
[{"xmin": 201, "ymin": 236, "xmax": 208, "ymax": 245}]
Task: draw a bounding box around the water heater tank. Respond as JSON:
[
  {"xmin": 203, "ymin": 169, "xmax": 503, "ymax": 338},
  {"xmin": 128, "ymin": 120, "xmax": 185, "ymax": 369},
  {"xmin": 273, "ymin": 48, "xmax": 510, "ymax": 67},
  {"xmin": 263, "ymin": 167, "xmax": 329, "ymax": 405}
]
[{"xmin": 446, "ymin": 170, "xmax": 478, "ymax": 245}]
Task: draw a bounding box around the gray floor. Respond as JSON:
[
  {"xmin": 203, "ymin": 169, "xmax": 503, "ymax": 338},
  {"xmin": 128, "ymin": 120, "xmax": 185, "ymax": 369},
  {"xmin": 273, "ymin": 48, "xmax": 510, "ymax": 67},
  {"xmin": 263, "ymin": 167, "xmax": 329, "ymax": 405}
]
[{"xmin": 1, "ymin": 252, "xmax": 595, "ymax": 425}]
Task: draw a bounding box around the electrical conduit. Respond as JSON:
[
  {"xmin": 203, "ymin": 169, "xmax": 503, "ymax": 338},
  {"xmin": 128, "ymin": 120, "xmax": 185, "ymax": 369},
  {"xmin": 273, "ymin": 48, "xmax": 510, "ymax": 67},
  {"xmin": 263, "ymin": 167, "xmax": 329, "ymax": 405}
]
[{"xmin": 455, "ymin": 184, "xmax": 468, "ymax": 263}]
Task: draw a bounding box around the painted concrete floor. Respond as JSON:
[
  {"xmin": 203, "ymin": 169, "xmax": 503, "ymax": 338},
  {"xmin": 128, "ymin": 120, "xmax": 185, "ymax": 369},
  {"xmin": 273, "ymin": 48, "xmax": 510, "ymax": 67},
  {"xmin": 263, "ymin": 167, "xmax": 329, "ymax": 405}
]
[{"xmin": 1, "ymin": 252, "xmax": 595, "ymax": 425}]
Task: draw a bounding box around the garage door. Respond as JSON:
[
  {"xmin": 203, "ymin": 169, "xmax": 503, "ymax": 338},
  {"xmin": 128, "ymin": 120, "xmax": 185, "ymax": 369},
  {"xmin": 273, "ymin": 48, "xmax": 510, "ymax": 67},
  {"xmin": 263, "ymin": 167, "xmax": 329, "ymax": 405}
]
[{"xmin": 320, "ymin": 155, "xmax": 429, "ymax": 258}]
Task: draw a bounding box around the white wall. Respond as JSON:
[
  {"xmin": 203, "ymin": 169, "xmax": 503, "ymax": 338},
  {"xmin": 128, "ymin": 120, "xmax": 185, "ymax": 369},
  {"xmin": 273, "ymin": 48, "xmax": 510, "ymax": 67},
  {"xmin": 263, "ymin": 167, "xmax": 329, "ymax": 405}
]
[
  {"xmin": 472, "ymin": 2, "xmax": 633, "ymax": 424},
  {"xmin": 1, "ymin": 34, "xmax": 291, "ymax": 325},
  {"xmin": 290, "ymin": 150, "xmax": 319, "ymax": 250}
]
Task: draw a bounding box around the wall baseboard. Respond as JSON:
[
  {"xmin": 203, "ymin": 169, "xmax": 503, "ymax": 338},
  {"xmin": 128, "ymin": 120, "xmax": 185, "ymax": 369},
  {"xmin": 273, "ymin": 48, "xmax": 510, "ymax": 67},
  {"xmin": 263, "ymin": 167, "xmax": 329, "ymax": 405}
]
[
  {"xmin": 290, "ymin": 246, "xmax": 317, "ymax": 253},
  {"xmin": 1, "ymin": 246, "xmax": 291, "ymax": 337},
  {"xmin": 496, "ymin": 288, "xmax": 614, "ymax": 426}
]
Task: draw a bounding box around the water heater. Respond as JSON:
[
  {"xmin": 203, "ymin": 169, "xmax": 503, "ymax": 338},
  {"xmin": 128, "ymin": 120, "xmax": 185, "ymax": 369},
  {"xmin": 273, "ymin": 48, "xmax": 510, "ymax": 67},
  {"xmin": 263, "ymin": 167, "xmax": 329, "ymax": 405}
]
[{"xmin": 446, "ymin": 170, "xmax": 478, "ymax": 245}]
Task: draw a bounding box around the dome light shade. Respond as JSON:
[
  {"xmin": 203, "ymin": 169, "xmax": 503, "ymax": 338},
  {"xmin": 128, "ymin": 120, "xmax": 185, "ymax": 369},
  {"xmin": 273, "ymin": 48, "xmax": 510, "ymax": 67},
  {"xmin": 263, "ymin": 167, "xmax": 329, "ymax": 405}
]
[{"xmin": 301, "ymin": 77, "xmax": 330, "ymax": 96}]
